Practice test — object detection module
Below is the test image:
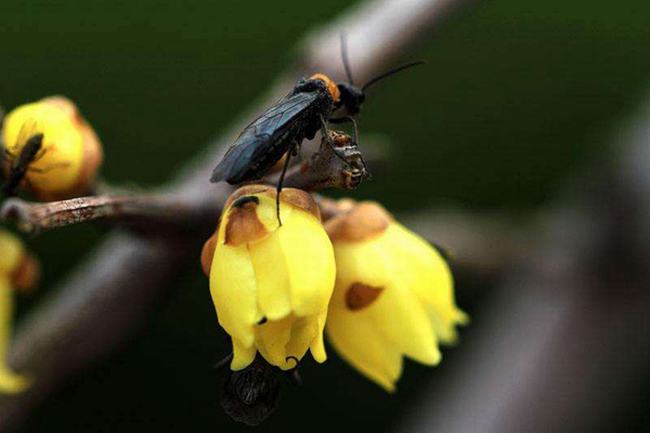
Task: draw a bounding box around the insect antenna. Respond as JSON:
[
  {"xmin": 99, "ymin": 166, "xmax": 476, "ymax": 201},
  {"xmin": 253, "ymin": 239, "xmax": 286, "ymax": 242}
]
[
  {"xmin": 362, "ymin": 61, "xmax": 425, "ymax": 92},
  {"xmin": 340, "ymin": 33, "xmax": 355, "ymax": 85}
]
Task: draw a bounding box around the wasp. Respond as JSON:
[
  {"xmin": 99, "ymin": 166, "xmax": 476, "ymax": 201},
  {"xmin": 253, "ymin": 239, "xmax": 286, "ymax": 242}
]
[{"xmin": 210, "ymin": 36, "xmax": 422, "ymax": 222}]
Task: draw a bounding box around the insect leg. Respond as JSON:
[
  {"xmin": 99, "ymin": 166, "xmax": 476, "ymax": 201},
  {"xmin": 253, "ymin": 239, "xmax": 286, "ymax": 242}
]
[
  {"xmin": 213, "ymin": 352, "xmax": 234, "ymax": 371},
  {"xmin": 2, "ymin": 172, "xmax": 22, "ymax": 197},
  {"xmin": 319, "ymin": 114, "xmax": 333, "ymax": 146},
  {"xmin": 284, "ymin": 356, "xmax": 302, "ymax": 386},
  {"xmin": 329, "ymin": 116, "xmax": 359, "ymax": 142},
  {"xmin": 336, "ymin": 116, "xmax": 370, "ymax": 175},
  {"xmin": 328, "ymin": 116, "xmax": 353, "ymax": 124},
  {"xmin": 27, "ymin": 161, "xmax": 70, "ymax": 174},
  {"xmin": 32, "ymin": 148, "xmax": 48, "ymax": 162},
  {"xmin": 3, "ymin": 149, "xmax": 16, "ymax": 160},
  {"xmin": 275, "ymin": 144, "xmax": 295, "ymax": 227},
  {"xmin": 319, "ymin": 115, "xmax": 353, "ymax": 166}
]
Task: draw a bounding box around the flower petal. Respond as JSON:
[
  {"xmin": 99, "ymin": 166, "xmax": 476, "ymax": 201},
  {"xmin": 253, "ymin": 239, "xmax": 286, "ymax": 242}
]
[
  {"xmin": 279, "ymin": 212, "xmax": 335, "ymax": 316},
  {"xmin": 330, "ymin": 240, "xmax": 390, "ymax": 305},
  {"xmin": 326, "ymin": 307, "xmax": 402, "ymax": 392},
  {"xmin": 285, "ymin": 314, "xmax": 320, "ymax": 364},
  {"xmin": 309, "ymin": 310, "xmax": 328, "ymax": 363},
  {"xmin": 0, "ymin": 278, "xmax": 31, "ymax": 394},
  {"xmin": 368, "ymin": 281, "xmax": 440, "ymax": 366},
  {"xmin": 0, "ymin": 278, "xmax": 13, "ymax": 362},
  {"xmin": 255, "ymin": 316, "xmax": 293, "ymax": 369},
  {"xmin": 231, "ymin": 339, "xmax": 257, "ymax": 371},
  {"xmin": 210, "ymin": 242, "xmax": 260, "ymax": 349},
  {"xmin": 332, "ymin": 231, "xmax": 440, "ymax": 365},
  {"xmin": 249, "ymin": 230, "xmax": 292, "ymax": 321},
  {"xmin": 387, "ymin": 223, "xmax": 468, "ymax": 343}
]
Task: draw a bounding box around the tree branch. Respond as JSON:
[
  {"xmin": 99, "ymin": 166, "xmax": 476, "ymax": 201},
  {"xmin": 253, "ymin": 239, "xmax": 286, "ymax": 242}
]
[
  {"xmin": 2, "ymin": 130, "xmax": 371, "ymax": 235},
  {"xmin": 0, "ymin": 0, "xmax": 472, "ymax": 430},
  {"xmin": 0, "ymin": 195, "xmax": 198, "ymax": 235}
]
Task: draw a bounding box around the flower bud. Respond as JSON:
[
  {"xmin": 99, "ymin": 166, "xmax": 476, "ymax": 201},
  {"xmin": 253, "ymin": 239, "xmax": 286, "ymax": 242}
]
[
  {"xmin": 202, "ymin": 185, "xmax": 335, "ymax": 371},
  {"xmin": 324, "ymin": 201, "xmax": 468, "ymax": 391},
  {"xmin": 2, "ymin": 96, "xmax": 103, "ymax": 200}
]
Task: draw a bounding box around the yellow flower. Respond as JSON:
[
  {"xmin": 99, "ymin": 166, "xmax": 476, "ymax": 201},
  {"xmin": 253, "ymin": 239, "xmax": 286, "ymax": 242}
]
[
  {"xmin": 0, "ymin": 229, "xmax": 40, "ymax": 394},
  {"xmin": 202, "ymin": 185, "xmax": 335, "ymax": 371},
  {"xmin": 2, "ymin": 96, "xmax": 103, "ymax": 200},
  {"xmin": 324, "ymin": 201, "xmax": 468, "ymax": 392}
]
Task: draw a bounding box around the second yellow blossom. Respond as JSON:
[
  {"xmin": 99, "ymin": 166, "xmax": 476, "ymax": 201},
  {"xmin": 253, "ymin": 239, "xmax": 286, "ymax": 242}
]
[{"xmin": 324, "ymin": 201, "xmax": 468, "ymax": 391}]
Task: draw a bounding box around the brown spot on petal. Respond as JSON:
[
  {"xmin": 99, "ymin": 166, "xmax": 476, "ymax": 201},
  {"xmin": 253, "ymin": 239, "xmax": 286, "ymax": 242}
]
[
  {"xmin": 224, "ymin": 200, "xmax": 269, "ymax": 246},
  {"xmin": 277, "ymin": 188, "xmax": 320, "ymax": 220},
  {"xmin": 325, "ymin": 202, "xmax": 392, "ymax": 242},
  {"xmin": 201, "ymin": 229, "xmax": 219, "ymax": 276},
  {"xmin": 11, "ymin": 254, "xmax": 40, "ymax": 294},
  {"xmin": 346, "ymin": 282, "xmax": 384, "ymax": 310}
]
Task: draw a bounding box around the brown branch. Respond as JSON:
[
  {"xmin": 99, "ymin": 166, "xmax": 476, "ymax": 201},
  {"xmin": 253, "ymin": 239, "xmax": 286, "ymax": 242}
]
[
  {"xmin": 2, "ymin": 131, "xmax": 370, "ymax": 235},
  {"xmin": 0, "ymin": 195, "xmax": 199, "ymax": 235},
  {"xmin": 282, "ymin": 130, "xmax": 370, "ymax": 191},
  {"xmin": 0, "ymin": 0, "xmax": 472, "ymax": 430}
]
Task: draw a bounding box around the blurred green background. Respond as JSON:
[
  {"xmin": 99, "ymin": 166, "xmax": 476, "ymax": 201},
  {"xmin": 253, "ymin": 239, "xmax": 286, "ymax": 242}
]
[{"xmin": 1, "ymin": 0, "xmax": 649, "ymax": 431}]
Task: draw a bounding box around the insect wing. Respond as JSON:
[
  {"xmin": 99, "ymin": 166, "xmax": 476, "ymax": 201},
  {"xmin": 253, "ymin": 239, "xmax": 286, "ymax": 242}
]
[{"xmin": 210, "ymin": 91, "xmax": 319, "ymax": 183}]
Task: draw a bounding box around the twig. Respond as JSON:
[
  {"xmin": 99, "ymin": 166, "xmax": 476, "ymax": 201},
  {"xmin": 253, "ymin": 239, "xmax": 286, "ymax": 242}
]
[
  {"xmin": 0, "ymin": 0, "xmax": 471, "ymax": 430},
  {"xmin": 2, "ymin": 132, "xmax": 370, "ymax": 235},
  {"xmin": 279, "ymin": 130, "xmax": 370, "ymax": 191},
  {"xmin": 1, "ymin": 195, "xmax": 198, "ymax": 235}
]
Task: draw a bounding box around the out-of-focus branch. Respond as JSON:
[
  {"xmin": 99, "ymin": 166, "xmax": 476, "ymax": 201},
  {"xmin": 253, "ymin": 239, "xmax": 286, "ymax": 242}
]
[
  {"xmin": 0, "ymin": 0, "xmax": 472, "ymax": 430},
  {"xmin": 319, "ymin": 195, "xmax": 531, "ymax": 279},
  {"xmin": 399, "ymin": 209, "xmax": 532, "ymax": 279},
  {"xmin": 399, "ymin": 93, "xmax": 650, "ymax": 433}
]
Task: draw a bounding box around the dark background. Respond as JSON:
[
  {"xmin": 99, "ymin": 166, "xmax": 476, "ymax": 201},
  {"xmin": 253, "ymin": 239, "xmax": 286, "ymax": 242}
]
[{"xmin": 1, "ymin": 0, "xmax": 649, "ymax": 431}]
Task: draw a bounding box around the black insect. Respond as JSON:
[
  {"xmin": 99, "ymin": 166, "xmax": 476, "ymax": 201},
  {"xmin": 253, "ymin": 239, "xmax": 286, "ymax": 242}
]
[
  {"xmin": 220, "ymin": 355, "xmax": 281, "ymax": 426},
  {"xmin": 217, "ymin": 353, "xmax": 303, "ymax": 426},
  {"xmin": 2, "ymin": 133, "xmax": 44, "ymax": 197},
  {"xmin": 210, "ymin": 36, "xmax": 423, "ymax": 222}
]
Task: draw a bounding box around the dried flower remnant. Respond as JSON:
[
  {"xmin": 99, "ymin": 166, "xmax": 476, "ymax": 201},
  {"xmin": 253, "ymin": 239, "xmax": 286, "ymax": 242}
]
[
  {"xmin": 202, "ymin": 185, "xmax": 335, "ymax": 372},
  {"xmin": 324, "ymin": 201, "xmax": 467, "ymax": 391},
  {"xmin": 1, "ymin": 96, "xmax": 103, "ymax": 200},
  {"xmin": 0, "ymin": 229, "xmax": 39, "ymax": 394}
]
